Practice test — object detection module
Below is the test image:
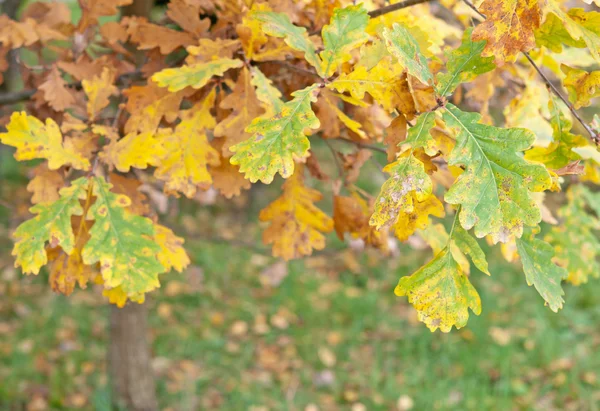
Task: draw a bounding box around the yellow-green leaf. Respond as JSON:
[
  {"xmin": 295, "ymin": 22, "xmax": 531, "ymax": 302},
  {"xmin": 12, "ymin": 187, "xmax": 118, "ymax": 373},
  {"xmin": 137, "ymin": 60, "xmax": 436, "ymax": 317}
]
[
  {"xmin": 561, "ymin": 64, "xmax": 600, "ymax": 109},
  {"xmin": 525, "ymin": 97, "xmax": 587, "ymax": 169},
  {"xmin": 383, "ymin": 23, "xmax": 433, "ymax": 85},
  {"xmin": 13, "ymin": 177, "xmax": 90, "ymax": 274},
  {"xmin": 436, "ymin": 28, "xmax": 496, "ymax": 96},
  {"xmin": 0, "ymin": 112, "xmax": 90, "ymax": 171},
  {"xmin": 152, "ymin": 58, "xmax": 243, "ymax": 92},
  {"xmin": 230, "ymin": 84, "xmax": 320, "ymax": 184},
  {"xmin": 516, "ymin": 227, "xmax": 567, "ymax": 312},
  {"xmin": 251, "ymin": 10, "xmax": 323, "ymax": 76},
  {"xmin": 442, "ymin": 104, "xmax": 551, "ymax": 243},
  {"xmin": 82, "ymin": 176, "xmax": 164, "ymax": 296},
  {"xmin": 395, "ymin": 248, "xmax": 481, "ymax": 333},
  {"xmin": 320, "ymin": 4, "xmax": 369, "ymax": 78},
  {"xmin": 370, "ymin": 150, "xmax": 433, "ymax": 230}
]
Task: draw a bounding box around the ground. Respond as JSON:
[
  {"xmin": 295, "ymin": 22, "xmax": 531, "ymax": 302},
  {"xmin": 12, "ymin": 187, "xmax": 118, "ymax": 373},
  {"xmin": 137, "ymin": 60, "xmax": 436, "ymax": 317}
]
[{"xmin": 1, "ymin": 151, "xmax": 600, "ymax": 411}]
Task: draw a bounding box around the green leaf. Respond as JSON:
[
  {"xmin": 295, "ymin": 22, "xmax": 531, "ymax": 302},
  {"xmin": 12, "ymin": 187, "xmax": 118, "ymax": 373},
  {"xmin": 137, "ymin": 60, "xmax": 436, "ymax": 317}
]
[
  {"xmin": 152, "ymin": 58, "xmax": 243, "ymax": 92},
  {"xmin": 251, "ymin": 11, "xmax": 323, "ymax": 76},
  {"xmin": 370, "ymin": 151, "xmax": 432, "ymax": 230},
  {"xmin": 320, "ymin": 4, "xmax": 370, "ymax": 78},
  {"xmin": 453, "ymin": 224, "xmax": 490, "ymax": 275},
  {"xmin": 516, "ymin": 227, "xmax": 567, "ymax": 312},
  {"xmin": 436, "ymin": 28, "xmax": 496, "ymax": 97},
  {"xmin": 538, "ymin": 5, "xmax": 600, "ymax": 63},
  {"xmin": 442, "ymin": 104, "xmax": 551, "ymax": 243},
  {"xmin": 13, "ymin": 177, "xmax": 90, "ymax": 275},
  {"xmin": 546, "ymin": 186, "xmax": 600, "ymax": 286},
  {"xmin": 395, "ymin": 248, "xmax": 481, "ymax": 333},
  {"xmin": 525, "ymin": 97, "xmax": 587, "ymax": 169},
  {"xmin": 82, "ymin": 176, "xmax": 164, "ymax": 296},
  {"xmin": 405, "ymin": 112, "xmax": 435, "ymax": 150},
  {"xmin": 230, "ymin": 84, "xmax": 320, "ymax": 184},
  {"xmin": 250, "ymin": 66, "xmax": 284, "ymax": 114},
  {"xmin": 383, "ymin": 23, "xmax": 433, "ymax": 85}
]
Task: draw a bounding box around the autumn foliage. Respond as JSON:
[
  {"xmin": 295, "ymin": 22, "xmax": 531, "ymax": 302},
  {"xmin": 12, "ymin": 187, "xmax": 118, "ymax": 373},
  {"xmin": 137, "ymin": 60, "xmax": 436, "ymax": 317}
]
[{"xmin": 1, "ymin": 0, "xmax": 600, "ymax": 333}]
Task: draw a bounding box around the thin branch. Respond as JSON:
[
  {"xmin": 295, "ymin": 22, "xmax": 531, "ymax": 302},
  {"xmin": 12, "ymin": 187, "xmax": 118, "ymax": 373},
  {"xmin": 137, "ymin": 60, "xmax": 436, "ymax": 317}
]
[
  {"xmin": 335, "ymin": 138, "xmax": 388, "ymax": 154},
  {"xmin": 310, "ymin": 0, "xmax": 434, "ymax": 35},
  {"xmin": 324, "ymin": 139, "xmax": 347, "ymax": 184},
  {"xmin": 369, "ymin": 0, "xmax": 434, "ymax": 18},
  {"xmin": 461, "ymin": 0, "xmax": 599, "ymax": 144}
]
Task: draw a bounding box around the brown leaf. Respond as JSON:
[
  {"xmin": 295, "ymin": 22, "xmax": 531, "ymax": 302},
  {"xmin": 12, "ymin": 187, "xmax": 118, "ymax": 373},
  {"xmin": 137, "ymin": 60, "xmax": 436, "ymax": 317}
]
[
  {"xmin": 108, "ymin": 173, "xmax": 151, "ymax": 215},
  {"xmin": 554, "ymin": 161, "xmax": 585, "ymax": 176},
  {"xmin": 78, "ymin": 0, "xmax": 133, "ymax": 32},
  {"xmin": 384, "ymin": 115, "xmax": 407, "ymax": 162},
  {"xmin": 124, "ymin": 16, "xmax": 195, "ymax": 55},
  {"xmin": 39, "ymin": 66, "xmax": 76, "ymax": 112},
  {"xmin": 166, "ymin": 0, "xmax": 211, "ymax": 38},
  {"xmin": 214, "ymin": 67, "xmax": 264, "ymax": 156},
  {"xmin": 27, "ymin": 164, "xmax": 64, "ymax": 204},
  {"xmin": 342, "ymin": 149, "xmax": 371, "ymax": 184}
]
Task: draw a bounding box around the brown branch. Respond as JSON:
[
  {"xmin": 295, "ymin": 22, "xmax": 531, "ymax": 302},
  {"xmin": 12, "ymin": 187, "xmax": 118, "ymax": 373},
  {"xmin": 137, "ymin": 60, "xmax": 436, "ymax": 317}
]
[
  {"xmin": 310, "ymin": 0, "xmax": 434, "ymax": 35},
  {"xmin": 461, "ymin": 0, "xmax": 599, "ymax": 145}
]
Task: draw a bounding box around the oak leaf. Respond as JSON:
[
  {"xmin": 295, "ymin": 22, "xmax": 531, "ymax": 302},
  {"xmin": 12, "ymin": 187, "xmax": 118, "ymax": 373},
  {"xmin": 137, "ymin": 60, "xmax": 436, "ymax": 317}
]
[
  {"xmin": 82, "ymin": 176, "xmax": 164, "ymax": 296},
  {"xmin": 0, "ymin": 112, "xmax": 90, "ymax": 171},
  {"xmin": 12, "ymin": 178, "xmax": 90, "ymax": 274},
  {"xmin": 214, "ymin": 67, "xmax": 265, "ymax": 156},
  {"xmin": 561, "ymin": 64, "xmax": 600, "ymax": 109},
  {"xmin": 230, "ymin": 84, "xmax": 320, "ymax": 184},
  {"xmin": 260, "ymin": 167, "xmax": 333, "ymax": 260},
  {"xmin": 78, "ymin": 0, "xmax": 133, "ymax": 31},
  {"xmin": 472, "ymin": 0, "xmax": 542, "ymax": 64},
  {"xmin": 27, "ymin": 164, "xmax": 64, "ymax": 205},
  {"xmin": 152, "ymin": 57, "xmax": 244, "ymax": 92},
  {"xmin": 383, "ymin": 23, "xmax": 433, "ymax": 85},
  {"xmin": 515, "ymin": 227, "xmax": 567, "ymax": 312},
  {"xmin": 154, "ymin": 91, "xmax": 220, "ymax": 198},
  {"xmin": 442, "ymin": 104, "xmax": 551, "ymax": 243},
  {"xmin": 39, "ymin": 66, "xmax": 75, "ymax": 112},
  {"xmin": 82, "ymin": 67, "xmax": 117, "ymax": 121}
]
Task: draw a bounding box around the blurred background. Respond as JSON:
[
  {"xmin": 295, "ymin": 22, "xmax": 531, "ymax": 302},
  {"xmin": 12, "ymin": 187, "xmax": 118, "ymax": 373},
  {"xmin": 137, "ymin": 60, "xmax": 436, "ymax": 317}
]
[{"xmin": 2, "ymin": 144, "xmax": 600, "ymax": 410}]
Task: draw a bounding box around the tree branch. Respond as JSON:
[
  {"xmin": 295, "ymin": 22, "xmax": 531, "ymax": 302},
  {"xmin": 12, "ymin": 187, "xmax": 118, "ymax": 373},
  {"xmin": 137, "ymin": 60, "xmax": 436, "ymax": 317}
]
[
  {"xmin": 461, "ymin": 0, "xmax": 599, "ymax": 145},
  {"xmin": 310, "ymin": 0, "xmax": 434, "ymax": 35}
]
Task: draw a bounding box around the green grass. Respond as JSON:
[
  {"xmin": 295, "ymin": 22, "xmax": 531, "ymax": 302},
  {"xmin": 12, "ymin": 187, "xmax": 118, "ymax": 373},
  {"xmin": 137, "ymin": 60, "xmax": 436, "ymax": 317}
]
[{"xmin": 1, "ymin": 223, "xmax": 599, "ymax": 410}]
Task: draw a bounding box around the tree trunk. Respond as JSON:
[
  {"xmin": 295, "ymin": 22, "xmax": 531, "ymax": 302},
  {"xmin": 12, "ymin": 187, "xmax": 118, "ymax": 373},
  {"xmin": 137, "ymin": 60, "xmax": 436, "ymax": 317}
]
[{"xmin": 109, "ymin": 303, "xmax": 158, "ymax": 411}]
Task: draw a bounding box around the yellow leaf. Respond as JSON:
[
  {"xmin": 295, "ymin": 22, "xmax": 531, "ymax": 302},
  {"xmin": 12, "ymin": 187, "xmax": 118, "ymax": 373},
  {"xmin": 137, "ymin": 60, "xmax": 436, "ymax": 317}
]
[
  {"xmin": 153, "ymin": 224, "xmax": 190, "ymax": 272},
  {"xmin": 394, "ymin": 193, "xmax": 445, "ymax": 242},
  {"xmin": 260, "ymin": 166, "xmax": 333, "ymax": 260},
  {"xmin": 154, "ymin": 90, "xmax": 220, "ymax": 197},
  {"xmin": 0, "ymin": 112, "xmax": 90, "ymax": 171},
  {"xmin": 561, "ymin": 64, "xmax": 600, "ymax": 109},
  {"xmin": 103, "ymin": 286, "xmax": 145, "ymax": 308},
  {"xmin": 82, "ymin": 67, "xmax": 117, "ymax": 120},
  {"xmin": 100, "ymin": 130, "xmax": 166, "ymax": 173}
]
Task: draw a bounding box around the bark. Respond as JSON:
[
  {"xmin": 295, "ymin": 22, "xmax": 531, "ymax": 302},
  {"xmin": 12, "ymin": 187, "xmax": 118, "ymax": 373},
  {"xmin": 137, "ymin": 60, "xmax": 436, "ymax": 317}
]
[{"xmin": 109, "ymin": 303, "xmax": 159, "ymax": 411}]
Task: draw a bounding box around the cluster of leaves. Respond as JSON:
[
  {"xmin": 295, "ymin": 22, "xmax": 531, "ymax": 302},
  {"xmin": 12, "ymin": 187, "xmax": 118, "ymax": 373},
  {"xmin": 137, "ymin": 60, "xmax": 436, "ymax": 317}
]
[{"xmin": 1, "ymin": 0, "xmax": 599, "ymax": 332}]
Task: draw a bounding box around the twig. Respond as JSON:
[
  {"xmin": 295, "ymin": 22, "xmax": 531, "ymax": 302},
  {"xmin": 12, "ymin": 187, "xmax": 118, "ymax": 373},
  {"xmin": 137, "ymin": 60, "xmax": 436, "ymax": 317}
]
[
  {"xmin": 324, "ymin": 139, "xmax": 347, "ymax": 184},
  {"xmin": 461, "ymin": 0, "xmax": 599, "ymax": 144},
  {"xmin": 335, "ymin": 138, "xmax": 387, "ymax": 154},
  {"xmin": 310, "ymin": 0, "xmax": 434, "ymax": 35}
]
